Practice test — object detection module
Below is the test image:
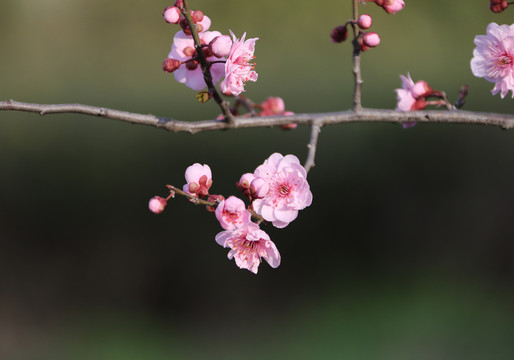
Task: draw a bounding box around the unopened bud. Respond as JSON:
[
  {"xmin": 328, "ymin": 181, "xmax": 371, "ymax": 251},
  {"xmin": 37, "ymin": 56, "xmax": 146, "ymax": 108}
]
[
  {"xmin": 149, "ymin": 196, "xmax": 167, "ymax": 214},
  {"xmin": 162, "ymin": 58, "xmax": 181, "ymax": 73},
  {"xmin": 411, "ymin": 80, "xmax": 432, "ymax": 99},
  {"xmin": 362, "ymin": 32, "xmax": 380, "ymax": 48},
  {"xmin": 237, "ymin": 173, "xmax": 255, "ymax": 198},
  {"xmin": 192, "ymin": 10, "xmax": 204, "ymax": 23},
  {"xmin": 174, "ymin": 0, "xmax": 184, "ymax": 8},
  {"xmin": 210, "ymin": 35, "xmax": 233, "ymax": 58},
  {"xmin": 250, "ymin": 177, "xmax": 269, "ymax": 199},
  {"xmin": 163, "ymin": 6, "xmax": 181, "ymax": 24},
  {"xmin": 331, "ymin": 25, "xmax": 348, "ymax": 43},
  {"xmin": 490, "ymin": 0, "xmax": 508, "ymax": 12},
  {"xmin": 357, "ymin": 14, "xmax": 373, "ymax": 29}
]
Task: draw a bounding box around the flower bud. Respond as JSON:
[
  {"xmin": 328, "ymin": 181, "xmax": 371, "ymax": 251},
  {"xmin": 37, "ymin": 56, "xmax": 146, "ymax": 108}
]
[
  {"xmin": 376, "ymin": 0, "xmax": 405, "ymax": 14},
  {"xmin": 148, "ymin": 196, "xmax": 167, "ymax": 214},
  {"xmin": 238, "ymin": 173, "xmax": 255, "ymax": 190},
  {"xmin": 250, "ymin": 177, "xmax": 269, "ymax": 199},
  {"xmin": 174, "ymin": 0, "xmax": 184, "ymax": 8},
  {"xmin": 357, "ymin": 14, "xmax": 373, "ymax": 29},
  {"xmin": 192, "ymin": 10, "xmax": 204, "ymax": 23},
  {"xmin": 163, "ymin": 6, "xmax": 181, "ymax": 24},
  {"xmin": 490, "ymin": 0, "xmax": 508, "ymax": 12},
  {"xmin": 411, "ymin": 80, "xmax": 432, "ymax": 99},
  {"xmin": 162, "ymin": 58, "xmax": 181, "ymax": 73},
  {"xmin": 330, "ymin": 25, "xmax": 348, "ymax": 43},
  {"xmin": 362, "ymin": 32, "xmax": 380, "ymax": 48},
  {"xmin": 210, "ymin": 35, "xmax": 233, "ymax": 58}
]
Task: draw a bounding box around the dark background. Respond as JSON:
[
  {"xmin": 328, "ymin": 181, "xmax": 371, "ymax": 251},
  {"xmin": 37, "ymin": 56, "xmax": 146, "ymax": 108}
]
[{"xmin": 0, "ymin": 1, "xmax": 513, "ymax": 359}]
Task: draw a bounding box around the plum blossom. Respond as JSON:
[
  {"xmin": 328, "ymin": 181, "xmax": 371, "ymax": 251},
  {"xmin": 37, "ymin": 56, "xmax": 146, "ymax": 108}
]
[
  {"xmin": 215, "ymin": 196, "xmax": 251, "ymax": 230},
  {"xmin": 220, "ymin": 31, "xmax": 258, "ymax": 96},
  {"xmin": 183, "ymin": 163, "xmax": 212, "ymax": 197},
  {"xmin": 471, "ymin": 22, "xmax": 514, "ymax": 98},
  {"xmin": 375, "ymin": 0, "xmax": 405, "ymax": 14},
  {"xmin": 215, "ymin": 222, "xmax": 280, "ymax": 274},
  {"xmin": 252, "ymin": 153, "xmax": 312, "ymax": 228},
  {"xmin": 148, "ymin": 196, "xmax": 167, "ymax": 214},
  {"xmin": 168, "ymin": 30, "xmax": 225, "ymax": 90},
  {"xmin": 210, "ymin": 35, "xmax": 233, "ymax": 58},
  {"xmin": 395, "ymin": 73, "xmax": 433, "ymax": 128},
  {"xmin": 395, "ymin": 73, "xmax": 418, "ymax": 112}
]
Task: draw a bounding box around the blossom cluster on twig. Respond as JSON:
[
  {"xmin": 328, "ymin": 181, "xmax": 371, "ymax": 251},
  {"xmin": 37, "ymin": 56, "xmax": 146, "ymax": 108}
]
[{"xmin": 149, "ymin": 153, "xmax": 312, "ymax": 274}]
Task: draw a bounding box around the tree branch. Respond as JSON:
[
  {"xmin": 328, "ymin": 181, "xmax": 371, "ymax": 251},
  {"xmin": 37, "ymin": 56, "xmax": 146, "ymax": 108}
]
[
  {"xmin": 2, "ymin": 100, "xmax": 514, "ymax": 133},
  {"xmin": 304, "ymin": 121, "xmax": 322, "ymax": 173}
]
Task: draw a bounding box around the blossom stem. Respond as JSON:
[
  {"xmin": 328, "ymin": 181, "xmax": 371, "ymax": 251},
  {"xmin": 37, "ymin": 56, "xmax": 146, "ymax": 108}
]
[
  {"xmin": 351, "ymin": 0, "xmax": 363, "ymax": 112},
  {"xmin": 181, "ymin": 0, "xmax": 235, "ymax": 126},
  {"xmin": 165, "ymin": 185, "xmax": 265, "ymax": 222}
]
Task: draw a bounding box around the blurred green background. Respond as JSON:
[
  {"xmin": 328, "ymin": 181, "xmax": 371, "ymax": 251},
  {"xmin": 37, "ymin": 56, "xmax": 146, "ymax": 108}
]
[{"xmin": 1, "ymin": 1, "xmax": 514, "ymax": 359}]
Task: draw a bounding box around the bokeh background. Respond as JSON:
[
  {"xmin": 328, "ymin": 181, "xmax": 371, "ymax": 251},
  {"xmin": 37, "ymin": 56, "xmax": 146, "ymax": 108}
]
[{"xmin": 1, "ymin": 1, "xmax": 513, "ymax": 359}]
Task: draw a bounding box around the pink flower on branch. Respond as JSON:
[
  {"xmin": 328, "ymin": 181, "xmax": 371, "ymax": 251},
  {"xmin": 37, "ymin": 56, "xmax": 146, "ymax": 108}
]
[
  {"xmin": 374, "ymin": 0, "xmax": 405, "ymax": 14},
  {"xmin": 183, "ymin": 163, "xmax": 212, "ymax": 197},
  {"xmin": 252, "ymin": 153, "xmax": 312, "ymax": 228},
  {"xmin": 220, "ymin": 31, "xmax": 258, "ymax": 96},
  {"xmin": 215, "ymin": 196, "xmax": 251, "ymax": 230},
  {"xmin": 168, "ymin": 30, "xmax": 225, "ymax": 90},
  {"xmin": 471, "ymin": 22, "xmax": 514, "ymax": 98},
  {"xmin": 215, "ymin": 222, "xmax": 280, "ymax": 274}
]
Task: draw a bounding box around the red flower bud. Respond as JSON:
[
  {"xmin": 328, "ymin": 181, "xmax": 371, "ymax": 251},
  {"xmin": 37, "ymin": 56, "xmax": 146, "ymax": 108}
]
[{"xmin": 331, "ymin": 25, "xmax": 348, "ymax": 43}]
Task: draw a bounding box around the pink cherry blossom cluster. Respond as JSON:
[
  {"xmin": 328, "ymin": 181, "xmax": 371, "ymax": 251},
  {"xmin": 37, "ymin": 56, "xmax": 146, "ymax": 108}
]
[
  {"xmin": 162, "ymin": 1, "xmax": 257, "ymax": 96},
  {"xmin": 149, "ymin": 153, "xmax": 312, "ymax": 274},
  {"xmin": 471, "ymin": 22, "xmax": 514, "ymax": 98}
]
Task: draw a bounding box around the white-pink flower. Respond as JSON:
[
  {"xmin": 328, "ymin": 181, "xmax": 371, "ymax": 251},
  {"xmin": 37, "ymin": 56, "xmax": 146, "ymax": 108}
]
[
  {"xmin": 220, "ymin": 31, "xmax": 258, "ymax": 96},
  {"xmin": 169, "ymin": 30, "xmax": 225, "ymax": 90},
  {"xmin": 252, "ymin": 153, "xmax": 312, "ymax": 228},
  {"xmin": 395, "ymin": 73, "xmax": 417, "ymax": 111},
  {"xmin": 183, "ymin": 163, "xmax": 212, "ymax": 197},
  {"xmin": 215, "ymin": 196, "xmax": 251, "ymax": 230},
  {"xmin": 215, "ymin": 222, "xmax": 280, "ymax": 274},
  {"xmin": 471, "ymin": 22, "xmax": 514, "ymax": 99}
]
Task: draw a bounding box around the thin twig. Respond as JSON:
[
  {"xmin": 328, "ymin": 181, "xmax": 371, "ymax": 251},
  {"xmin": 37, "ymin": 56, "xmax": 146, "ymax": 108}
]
[
  {"xmin": 2, "ymin": 100, "xmax": 514, "ymax": 132},
  {"xmin": 304, "ymin": 121, "xmax": 322, "ymax": 173},
  {"xmin": 350, "ymin": 0, "xmax": 363, "ymax": 112}
]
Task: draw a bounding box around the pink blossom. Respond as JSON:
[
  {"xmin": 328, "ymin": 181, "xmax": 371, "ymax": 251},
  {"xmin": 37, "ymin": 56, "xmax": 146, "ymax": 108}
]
[
  {"xmin": 148, "ymin": 196, "xmax": 167, "ymax": 214},
  {"xmin": 357, "ymin": 14, "xmax": 373, "ymax": 29},
  {"xmin": 220, "ymin": 31, "xmax": 258, "ymax": 96},
  {"xmin": 362, "ymin": 32, "xmax": 380, "ymax": 48},
  {"xmin": 250, "ymin": 177, "xmax": 269, "ymax": 199},
  {"xmin": 215, "ymin": 196, "xmax": 251, "ymax": 230},
  {"xmin": 395, "ymin": 73, "xmax": 417, "ymax": 111},
  {"xmin": 252, "ymin": 153, "xmax": 312, "ymax": 228},
  {"xmin": 259, "ymin": 97, "xmax": 285, "ymax": 116},
  {"xmin": 210, "ymin": 35, "xmax": 233, "ymax": 58},
  {"xmin": 470, "ymin": 22, "xmax": 514, "ymax": 99},
  {"xmin": 215, "ymin": 222, "xmax": 280, "ymax": 274},
  {"xmin": 169, "ymin": 30, "xmax": 225, "ymax": 90},
  {"xmin": 183, "ymin": 163, "xmax": 212, "ymax": 197},
  {"xmin": 163, "ymin": 6, "xmax": 181, "ymax": 24},
  {"xmin": 375, "ymin": 0, "xmax": 405, "ymax": 14}
]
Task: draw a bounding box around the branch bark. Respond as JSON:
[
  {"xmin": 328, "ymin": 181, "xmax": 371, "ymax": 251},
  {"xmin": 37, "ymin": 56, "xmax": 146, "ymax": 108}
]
[{"xmin": 2, "ymin": 100, "xmax": 514, "ymax": 133}]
